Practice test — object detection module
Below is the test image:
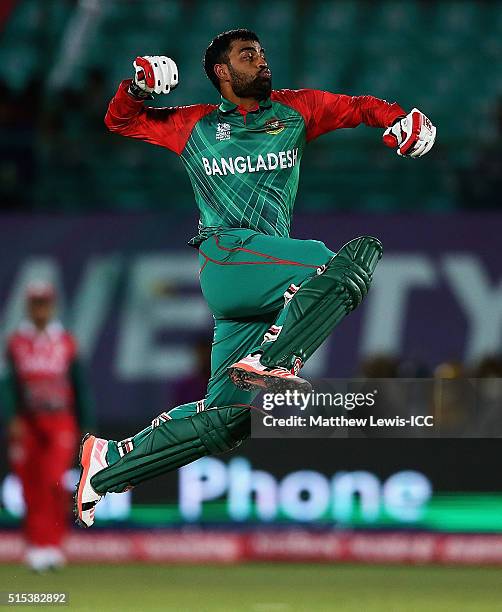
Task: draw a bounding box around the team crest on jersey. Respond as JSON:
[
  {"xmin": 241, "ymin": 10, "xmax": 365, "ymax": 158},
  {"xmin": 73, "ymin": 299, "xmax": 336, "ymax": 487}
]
[
  {"xmin": 216, "ymin": 122, "xmax": 231, "ymax": 141},
  {"xmin": 265, "ymin": 117, "xmax": 285, "ymax": 135}
]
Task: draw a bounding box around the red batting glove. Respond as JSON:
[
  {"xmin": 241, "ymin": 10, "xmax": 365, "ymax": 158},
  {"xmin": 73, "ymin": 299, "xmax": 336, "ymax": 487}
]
[{"xmin": 383, "ymin": 108, "xmax": 436, "ymax": 158}]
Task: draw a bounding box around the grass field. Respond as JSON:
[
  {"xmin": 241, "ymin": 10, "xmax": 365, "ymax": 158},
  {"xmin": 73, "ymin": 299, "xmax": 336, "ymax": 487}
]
[{"xmin": 2, "ymin": 563, "xmax": 502, "ymax": 611}]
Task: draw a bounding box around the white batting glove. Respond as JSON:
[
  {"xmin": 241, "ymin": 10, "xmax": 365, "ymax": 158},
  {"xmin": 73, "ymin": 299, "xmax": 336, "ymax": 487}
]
[
  {"xmin": 132, "ymin": 55, "xmax": 179, "ymax": 95},
  {"xmin": 383, "ymin": 108, "xmax": 436, "ymax": 158}
]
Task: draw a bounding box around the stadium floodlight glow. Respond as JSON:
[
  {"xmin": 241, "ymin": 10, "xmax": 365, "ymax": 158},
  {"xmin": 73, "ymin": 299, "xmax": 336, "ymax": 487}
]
[{"xmin": 179, "ymin": 457, "xmax": 432, "ymax": 524}]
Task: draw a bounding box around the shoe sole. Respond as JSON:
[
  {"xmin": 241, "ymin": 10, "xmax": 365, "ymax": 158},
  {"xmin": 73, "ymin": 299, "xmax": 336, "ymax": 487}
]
[
  {"xmin": 228, "ymin": 366, "xmax": 312, "ymax": 394},
  {"xmin": 74, "ymin": 433, "xmax": 94, "ymax": 529}
]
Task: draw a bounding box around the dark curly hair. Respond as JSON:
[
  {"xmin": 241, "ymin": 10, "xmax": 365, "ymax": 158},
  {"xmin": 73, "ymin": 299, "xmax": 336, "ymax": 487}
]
[{"xmin": 203, "ymin": 29, "xmax": 260, "ymax": 92}]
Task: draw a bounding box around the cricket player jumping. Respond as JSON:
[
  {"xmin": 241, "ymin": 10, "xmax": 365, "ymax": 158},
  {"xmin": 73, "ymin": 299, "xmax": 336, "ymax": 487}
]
[{"xmin": 75, "ymin": 29, "xmax": 436, "ymax": 527}]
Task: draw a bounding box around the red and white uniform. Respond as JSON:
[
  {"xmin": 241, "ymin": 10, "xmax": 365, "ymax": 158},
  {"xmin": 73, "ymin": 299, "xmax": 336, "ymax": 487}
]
[{"xmin": 7, "ymin": 321, "xmax": 79, "ymax": 549}]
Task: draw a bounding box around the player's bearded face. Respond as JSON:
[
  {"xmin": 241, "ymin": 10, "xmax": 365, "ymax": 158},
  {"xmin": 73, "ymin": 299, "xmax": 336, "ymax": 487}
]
[{"xmin": 227, "ymin": 62, "xmax": 272, "ymax": 100}]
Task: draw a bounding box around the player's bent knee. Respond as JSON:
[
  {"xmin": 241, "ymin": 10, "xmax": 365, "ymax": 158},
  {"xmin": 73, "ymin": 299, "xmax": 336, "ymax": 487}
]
[
  {"xmin": 307, "ymin": 238, "xmax": 335, "ymax": 262},
  {"xmin": 324, "ymin": 235, "xmax": 383, "ymax": 310},
  {"xmin": 195, "ymin": 405, "xmax": 251, "ymax": 454}
]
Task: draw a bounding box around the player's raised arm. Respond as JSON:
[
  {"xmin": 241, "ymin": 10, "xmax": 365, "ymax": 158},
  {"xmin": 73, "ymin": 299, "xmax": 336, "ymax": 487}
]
[
  {"xmin": 104, "ymin": 55, "xmax": 216, "ymax": 155},
  {"xmin": 272, "ymin": 89, "xmax": 436, "ymax": 158}
]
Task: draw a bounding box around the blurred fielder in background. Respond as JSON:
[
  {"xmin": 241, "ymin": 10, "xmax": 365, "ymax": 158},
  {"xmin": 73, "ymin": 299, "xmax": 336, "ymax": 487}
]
[
  {"xmin": 5, "ymin": 282, "xmax": 92, "ymax": 571},
  {"xmin": 75, "ymin": 28, "xmax": 436, "ymax": 528}
]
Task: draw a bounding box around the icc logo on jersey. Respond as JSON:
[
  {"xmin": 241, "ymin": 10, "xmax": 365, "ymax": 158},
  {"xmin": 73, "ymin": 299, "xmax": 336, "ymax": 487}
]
[{"xmin": 216, "ymin": 122, "xmax": 231, "ymax": 141}]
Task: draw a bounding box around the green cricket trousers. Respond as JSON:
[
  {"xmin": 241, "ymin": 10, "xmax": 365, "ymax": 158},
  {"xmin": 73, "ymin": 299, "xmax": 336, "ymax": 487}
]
[{"xmin": 91, "ymin": 228, "xmax": 381, "ymax": 491}]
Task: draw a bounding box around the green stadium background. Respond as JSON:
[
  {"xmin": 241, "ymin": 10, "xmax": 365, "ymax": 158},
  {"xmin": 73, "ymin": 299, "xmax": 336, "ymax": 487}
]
[{"xmin": 1, "ymin": 0, "xmax": 500, "ymax": 213}]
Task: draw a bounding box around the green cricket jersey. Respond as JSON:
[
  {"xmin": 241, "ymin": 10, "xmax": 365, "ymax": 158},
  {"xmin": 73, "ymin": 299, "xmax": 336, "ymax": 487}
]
[{"xmin": 105, "ymin": 80, "xmax": 404, "ymax": 244}]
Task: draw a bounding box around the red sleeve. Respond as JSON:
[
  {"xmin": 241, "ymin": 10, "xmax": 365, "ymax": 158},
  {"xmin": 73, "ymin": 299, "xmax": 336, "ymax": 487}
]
[
  {"xmin": 104, "ymin": 80, "xmax": 217, "ymax": 155},
  {"xmin": 6, "ymin": 335, "xmax": 15, "ymax": 362},
  {"xmin": 271, "ymin": 89, "xmax": 406, "ymax": 142},
  {"xmin": 65, "ymin": 333, "xmax": 78, "ymax": 362}
]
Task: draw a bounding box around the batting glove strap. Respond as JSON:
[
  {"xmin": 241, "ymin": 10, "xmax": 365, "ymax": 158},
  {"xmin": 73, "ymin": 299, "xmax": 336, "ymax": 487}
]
[
  {"xmin": 383, "ymin": 108, "xmax": 436, "ymax": 158},
  {"xmin": 127, "ymin": 81, "xmax": 153, "ymax": 100}
]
